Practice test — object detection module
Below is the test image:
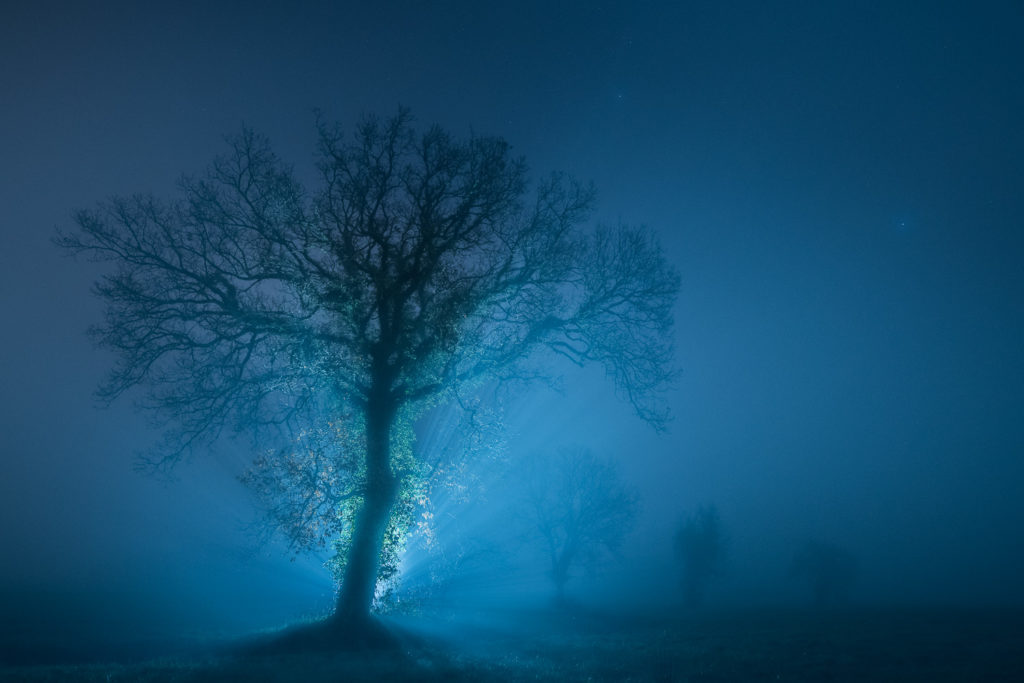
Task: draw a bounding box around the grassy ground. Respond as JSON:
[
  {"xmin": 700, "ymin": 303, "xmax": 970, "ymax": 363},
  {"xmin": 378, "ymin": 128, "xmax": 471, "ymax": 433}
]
[{"xmin": 2, "ymin": 606, "xmax": 1022, "ymax": 681}]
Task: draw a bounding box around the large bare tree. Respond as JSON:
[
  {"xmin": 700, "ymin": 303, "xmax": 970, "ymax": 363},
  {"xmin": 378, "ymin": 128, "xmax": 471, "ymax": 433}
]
[{"xmin": 57, "ymin": 110, "xmax": 679, "ymax": 626}]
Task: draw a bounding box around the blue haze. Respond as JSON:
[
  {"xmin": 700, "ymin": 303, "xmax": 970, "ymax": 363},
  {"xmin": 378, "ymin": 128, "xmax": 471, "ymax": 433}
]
[{"xmin": 1, "ymin": 0, "xmax": 1022, "ymax": 650}]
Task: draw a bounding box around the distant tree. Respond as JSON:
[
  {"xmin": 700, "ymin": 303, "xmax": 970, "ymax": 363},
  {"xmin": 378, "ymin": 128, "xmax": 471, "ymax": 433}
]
[
  {"xmin": 56, "ymin": 110, "xmax": 679, "ymax": 628},
  {"xmin": 789, "ymin": 540, "xmax": 858, "ymax": 605},
  {"xmin": 523, "ymin": 448, "xmax": 639, "ymax": 604},
  {"xmin": 673, "ymin": 504, "xmax": 726, "ymax": 608}
]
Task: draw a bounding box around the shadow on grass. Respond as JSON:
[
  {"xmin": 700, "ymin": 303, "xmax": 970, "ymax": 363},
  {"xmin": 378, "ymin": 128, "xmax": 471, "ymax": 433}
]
[
  {"xmin": 4, "ymin": 606, "xmax": 1023, "ymax": 681},
  {"xmin": 0, "ymin": 615, "xmax": 473, "ymax": 682}
]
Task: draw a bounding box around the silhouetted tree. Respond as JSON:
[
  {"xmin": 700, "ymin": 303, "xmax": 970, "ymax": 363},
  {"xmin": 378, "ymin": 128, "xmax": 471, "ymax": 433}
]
[
  {"xmin": 57, "ymin": 110, "xmax": 678, "ymax": 627},
  {"xmin": 674, "ymin": 504, "xmax": 726, "ymax": 608},
  {"xmin": 789, "ymin": 540, "xmax": 858, "ymax": 605},
  {"xmin": 524, "ymin": 448, "xmax": 639, "ymax": 604}
]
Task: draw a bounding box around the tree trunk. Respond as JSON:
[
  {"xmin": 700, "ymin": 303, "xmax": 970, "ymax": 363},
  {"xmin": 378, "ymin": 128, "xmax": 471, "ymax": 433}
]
[{"xmin": 334, "ymin": 394, "xmax": 399, "ymax": 623}]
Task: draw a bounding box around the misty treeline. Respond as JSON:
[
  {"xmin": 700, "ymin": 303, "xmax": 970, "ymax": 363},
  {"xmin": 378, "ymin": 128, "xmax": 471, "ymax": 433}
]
[
  {"xmin": 57, "ymin": 109, "xmax": 679, "ymax": 629},
  {"xmin": 668, "ymin": 507, "xmax": 859, "ymax": 609},
  {"xmin": 789, "ymin": 539, "xmax": 859, "ymax": 605}
]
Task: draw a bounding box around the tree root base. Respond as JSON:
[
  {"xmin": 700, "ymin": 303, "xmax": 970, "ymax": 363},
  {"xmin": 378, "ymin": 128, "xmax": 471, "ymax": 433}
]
[{"xmin": 241, "ymin": 615, "xmax": 406, "ymax": 656}]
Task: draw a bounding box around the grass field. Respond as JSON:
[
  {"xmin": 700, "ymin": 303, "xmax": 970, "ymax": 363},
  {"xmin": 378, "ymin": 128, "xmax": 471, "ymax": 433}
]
[{"xmin": 2, "ymin": 606, "xmax": 1022, "ymax": 681}]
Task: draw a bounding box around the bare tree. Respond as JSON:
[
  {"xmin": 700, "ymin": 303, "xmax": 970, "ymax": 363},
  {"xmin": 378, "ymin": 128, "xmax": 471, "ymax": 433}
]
[
  {"xmin": 674, "ymin": 504, "xmax": 726, "ymax": 608},
  {"xmin": 57, "ymin": 110, "xmax": 678, "ymax": 626},
  {"xmin": 523, "ymin": 448, "xmax": 639, "ymax": 604}
]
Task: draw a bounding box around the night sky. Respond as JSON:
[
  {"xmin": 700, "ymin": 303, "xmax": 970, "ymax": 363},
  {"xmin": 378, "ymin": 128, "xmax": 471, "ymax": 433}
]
[{"xmin": 2, "ymin": 0, "xmax": 1023, "ymax": 640}]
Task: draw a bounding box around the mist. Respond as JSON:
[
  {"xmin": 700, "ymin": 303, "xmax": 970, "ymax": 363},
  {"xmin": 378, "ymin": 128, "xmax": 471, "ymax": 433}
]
[{"xmin": 2, "ymin": 1, "xmax": 1023, "ymax": 680}]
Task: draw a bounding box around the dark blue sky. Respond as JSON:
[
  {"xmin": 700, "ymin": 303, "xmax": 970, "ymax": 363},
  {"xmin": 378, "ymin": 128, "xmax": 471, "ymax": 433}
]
[{"xmin": 2, "ymin": 0, "xmax": 1023, "ymax": 632}]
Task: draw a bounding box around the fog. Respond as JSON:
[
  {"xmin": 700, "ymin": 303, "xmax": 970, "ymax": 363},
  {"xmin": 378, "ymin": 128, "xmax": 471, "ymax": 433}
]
[{"xmin": 2, "ymin": 1, "xmax": 1022, "ymax": 678}]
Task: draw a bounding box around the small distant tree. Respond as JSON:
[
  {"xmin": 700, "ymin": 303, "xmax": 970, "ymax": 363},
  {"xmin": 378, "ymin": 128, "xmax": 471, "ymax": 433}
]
[
  {"xmin": 673, "ymin": 504, "xmax": 726, "ymax": 608},
  {"xmin": 523, "ymin": 448, "xmax": 639, "ymax": 604},
  {"xmin": 789, "ymin": 540, "xmax": 858, "ymax": 605}
]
